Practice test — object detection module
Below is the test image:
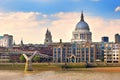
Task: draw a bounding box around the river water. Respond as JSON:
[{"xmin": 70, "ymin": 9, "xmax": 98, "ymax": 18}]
[{"xmin": 0, "ymin": 70, "xmax": 120, "ymax": 80}]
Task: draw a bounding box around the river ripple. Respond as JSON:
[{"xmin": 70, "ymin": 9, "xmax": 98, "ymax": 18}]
[{"xmin": 0, "ymin": 70, "xmax": 120, "ymax": 80}]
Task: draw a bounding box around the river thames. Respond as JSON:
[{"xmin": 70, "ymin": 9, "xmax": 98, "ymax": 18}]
[{"xmin": 0, "ymin": 70, "xmax": 120, "ymax": 80}]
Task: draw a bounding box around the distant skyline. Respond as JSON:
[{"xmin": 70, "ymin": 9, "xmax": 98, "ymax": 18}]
[{"xmin": 0, "ymin": 0, "xmax": 120, "ymax": 44}]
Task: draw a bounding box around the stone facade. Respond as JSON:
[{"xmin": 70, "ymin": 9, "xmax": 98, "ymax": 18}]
[
  {"xmin": 104, "ymin": 43, "xmax": 120, "ymax": 63},
  {"xmin": 53, "ymin": 42, "xmax": 103, "ymax": 63}
]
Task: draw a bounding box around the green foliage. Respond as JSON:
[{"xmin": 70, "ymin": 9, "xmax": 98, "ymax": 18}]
[
  {"xmin": 9, "ymin": 59, "xmax": 14, "ymax": 63},
  {"xmin": 101, "ymin": 58, "xmax": 104, "ymax": 62},
  {"xmin": 33, "ymin": 55, "xmax": 40, "ymax": 62},
  {"xmin": 19, "ymin": 54, "xmax": 25, "ymax": 62}
]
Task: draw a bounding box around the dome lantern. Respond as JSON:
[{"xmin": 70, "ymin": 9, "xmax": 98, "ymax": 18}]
[{"xmin": 80, "ymin": 11, "xmax": 84, "ymax": 21}]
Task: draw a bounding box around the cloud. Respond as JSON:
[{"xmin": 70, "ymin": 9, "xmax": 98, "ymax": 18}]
[
  {"xmin": 0, "ymin": 11, "xmax": 119, "ymax": 44},
  {"xmin": 49, "ymin": 12, "xmax": 120, "ymax": 42},
  {"xmin": 115, "ymin": 6, "xmax": 120, "ymax": 12},
  {"xmin": 86, "ymin": 17, "xmax": 120, "ymax": 42},
  {"xmin": 0, "ymin": 12, "xmax": 50, "ymax": 44}
]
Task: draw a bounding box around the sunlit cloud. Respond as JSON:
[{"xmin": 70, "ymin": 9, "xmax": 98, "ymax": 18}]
[
  {"xmin": 115, "ymin": 6, "xmax": 120, "ymax": 12},
  {"xmin": 49, "ymin": 12, "xmax": 120, "ymax": 42},
  {"xmin": 0, "ymin": 12, "xmax": 49, "ymax": 44},
  {"xmin": 0, "ymin": 11, "xmax": 119, "ymax": 44}
]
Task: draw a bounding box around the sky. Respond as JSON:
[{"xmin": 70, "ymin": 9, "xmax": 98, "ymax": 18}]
[{"xmin": 0, "ymin": 0, "xmax": 120, "ymax": 44}]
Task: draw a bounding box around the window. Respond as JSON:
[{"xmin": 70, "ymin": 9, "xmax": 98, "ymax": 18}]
[
  {"xmin": 82, "ymin": 48, "xmax": 84, "ymax": 53},
  {"xmin": 82, "ymin": 58, "xmax": 84, "ymax": 62},
  {"xmin": 54, "ymin": 48, "xmax": 56, "ymax": 53},
  {"xmin": 73, "ymin": 48, "xmax": 76, "ymax": 55},
  {"xmin": 86, "ymin": 48, "xmax": 89, "ymax": 53},
  {"xmin": 62, "ymin": 48, "xmax": 66, "ymax": 57},
  {"xmin": 90, "ymin": 47, "xmax": 94, "ymax": 53},
  {"xmin": 74, "ymin": 34, "xmax": 78, "ymax": 39},
  {"xmin": 54, "ymin": 53, "xmax": 56, "ymax": 57},
  {"xmin": 58, "ymin": 48, "xmax": 61, "ymax": 53}
]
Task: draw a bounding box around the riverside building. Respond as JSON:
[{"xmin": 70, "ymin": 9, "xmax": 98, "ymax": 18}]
[
  {"xmin": 53, "ymin": 41, "xmax": 99, "ymax": 63},
  {"xmin": 104, "ymin": 43, "xmax": 120, "ymax": 63}
]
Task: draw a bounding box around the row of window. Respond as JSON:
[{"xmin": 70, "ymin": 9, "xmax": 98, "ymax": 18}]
[
  {"xmin": 104, "ymin": 54, "xmax": 119, "ymax": 56},
  {"xmin": 74, "ymin": 34, "xmax": 91, "ymax": 39},
  {"xmin": 104, "ymin": 51, "xmax": 119, "ymax": 53},
  {"xmin": 104, "ymin": 57, "xmax": 119, "ymax": 60},
  {"xmin": 54, "ymin": 47, "xmax": 94, "ymax": 51},
  {"xmin": 54, "ymin": 57, "xmax": 95, "ymax": 62}
]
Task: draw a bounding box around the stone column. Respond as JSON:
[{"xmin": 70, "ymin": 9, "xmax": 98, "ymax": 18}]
[{"xmin": 94, "ymin": 46, "xmax": 96, "ymax": 63}]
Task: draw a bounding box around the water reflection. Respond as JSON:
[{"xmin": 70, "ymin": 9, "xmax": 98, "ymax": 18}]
[{"xmin": 0, "ymin": 70, "xmax": 120, "ymax": 80}]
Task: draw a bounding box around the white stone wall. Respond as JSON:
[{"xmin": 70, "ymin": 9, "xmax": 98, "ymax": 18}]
[
  {"xmin": 71, "ymin": 29, "xmax": 92, "ymax": 43},
  {"xmin": 0, "ymin": 34, "xmax": 13, "ymax": 48},
  {"xmin": 104, "ymin": 43, "xmax": 120, "ymax": 63}
]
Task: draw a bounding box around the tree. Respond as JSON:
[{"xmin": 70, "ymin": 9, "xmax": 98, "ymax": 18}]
[
  {"xmin": 33, "ymin": 55, "xmax": 40, "ymax": 62},
  {"xmin": 19, "ymin": 54, "xmax": 25, "ymax": 62},
  {"xmin": 9, "ymin": 58, "xmax": 14, "ymax": 63}
]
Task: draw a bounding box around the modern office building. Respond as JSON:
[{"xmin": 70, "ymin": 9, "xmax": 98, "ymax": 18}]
[
  {"xmin": 0, "ymin": 34, "xmax": 13, "ymax": 48},
  {"xmin": 115, "ymin": 34, "xmax": 120, "ymax": 43},
  {"xmin": 102, "ymin": 36, "xmax": 109, "ymax": 43}
]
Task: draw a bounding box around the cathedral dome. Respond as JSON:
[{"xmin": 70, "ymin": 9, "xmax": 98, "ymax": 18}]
[
  {"xmin": 75, "ymin": 11, "xmax": 90, "ymax": 30},
  {"xmin": 76, "ymin": 21, "xmax": 89, "ymax": 30}
]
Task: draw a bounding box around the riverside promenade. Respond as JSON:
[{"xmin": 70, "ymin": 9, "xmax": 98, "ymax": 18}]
[{"xmin": 0, "ymin": 63, "xmax": 120, "ymax": 72}]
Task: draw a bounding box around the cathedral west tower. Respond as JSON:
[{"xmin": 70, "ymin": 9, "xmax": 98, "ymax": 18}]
[{"xmin": 44, "ymin": 29, "xmax": 53, "ymax": 44}]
